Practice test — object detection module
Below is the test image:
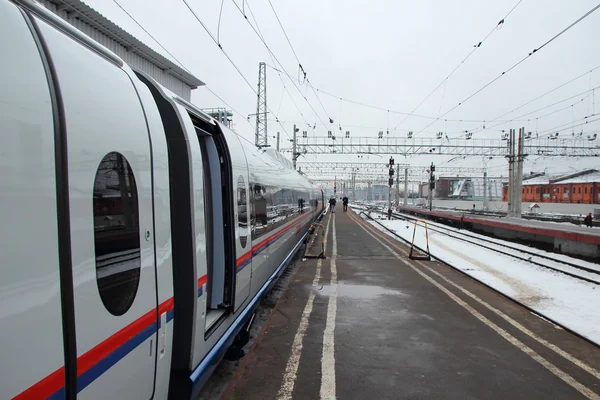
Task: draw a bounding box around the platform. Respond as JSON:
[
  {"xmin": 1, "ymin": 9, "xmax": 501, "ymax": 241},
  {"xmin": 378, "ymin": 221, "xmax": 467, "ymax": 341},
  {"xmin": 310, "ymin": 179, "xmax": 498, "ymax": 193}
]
[
  {"xmin": 399, "ymin": 207, "xmax": 600, "ymax": 260},
  {"xmin": 222, "ymin": 206, "xmax": 600, "ymax": 399}
]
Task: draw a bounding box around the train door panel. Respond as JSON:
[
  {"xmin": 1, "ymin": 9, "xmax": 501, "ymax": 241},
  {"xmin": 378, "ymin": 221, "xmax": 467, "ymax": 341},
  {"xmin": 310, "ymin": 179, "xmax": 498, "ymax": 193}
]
[
  {"xmin": 225, "ymin": 131, "xmax": 252, "ymax": 312},
  {"xmin": 0, "ymin": 4, "xmax": 66, "ymax": 398},
  {"xmin": 234, "ymin": 173, "xmax": 251, "ymax": 311},
  {"xmin": 35, "ymin": 19, "xmax": 158, "ymax": 398},
  {"xmin": 192, "ymin": 120, "xmax": 236, "ymax": 335}
]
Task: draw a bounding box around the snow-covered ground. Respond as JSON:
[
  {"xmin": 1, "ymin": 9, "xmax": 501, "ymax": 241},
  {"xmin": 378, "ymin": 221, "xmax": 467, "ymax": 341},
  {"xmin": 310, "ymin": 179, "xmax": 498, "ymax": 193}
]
[
  {"xmin": 395, "ymin": 213, "xmax": 600, "ymax": 275},
  {"xmin": 360, "ymin": 212, "xmax": 600, "ymax": 344}
]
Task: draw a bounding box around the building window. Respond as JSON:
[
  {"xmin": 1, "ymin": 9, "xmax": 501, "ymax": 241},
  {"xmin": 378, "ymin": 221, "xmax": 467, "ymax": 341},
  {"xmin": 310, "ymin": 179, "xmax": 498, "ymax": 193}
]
[
  {"xmin": 585, "ymin": 187, "xmax": 588, "ymax": 194},
  {"xmin": 237, "ymin": 176, "xmax": 248, "ymax": 248},
  {"xmin": 93, "ymin": 152, "xmax": 141, "ymax": 316},
  {"xmin": 536, "ymin": 188, "xmax": 540, "ymax": 194}
]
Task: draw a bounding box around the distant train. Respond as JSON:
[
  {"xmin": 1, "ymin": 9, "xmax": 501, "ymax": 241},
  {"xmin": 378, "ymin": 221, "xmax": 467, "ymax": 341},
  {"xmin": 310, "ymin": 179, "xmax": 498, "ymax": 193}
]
[{"xmin": 1, "ymin": 1, "xmax": 323, "ymax": 398}]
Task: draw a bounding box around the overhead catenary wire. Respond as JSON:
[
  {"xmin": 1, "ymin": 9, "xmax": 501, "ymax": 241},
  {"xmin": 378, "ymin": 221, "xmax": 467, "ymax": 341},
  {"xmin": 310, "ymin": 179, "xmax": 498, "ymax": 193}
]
[
  {"xmin": 535, "ymin": 115, "xmax": 600, "ymax": 137},
  {"xmin": 390, "ymin": 0, "xmax": 525, "ymax": 135},
  {"xmin": 468, "ymin": 65, "xmax": 600, "ymax": 135},
  {"xmin": 232, "ymin": 0, "xmax": 321, "ymax": 130},
  {"xmin": 447, "ymin": 86, "xmax": 600, "ymax": 136},
  {"xmin": 237, "ymin": 1, "xmax": 356, "ymax": 164},
  {"xmin": 230, "ymin": 0, "xmax": 327, "ymax": 127},
  {"xmin": 310, "ymin": 84, "xmax": 526, "ymax": 123},
  {"xmin": 112, "ymin": 0, "xmax": 269, "ymax": 148},
  {"xmin": 181, "ymin": 0, "xmax": 292, "ymax": 140},
  {"xmin": 266, "ymin": 0, "xmax": 335, "ymax": 124},
  {"xmin": 416, "ymin": 3, "xmax": 600, "ymax": 138}
]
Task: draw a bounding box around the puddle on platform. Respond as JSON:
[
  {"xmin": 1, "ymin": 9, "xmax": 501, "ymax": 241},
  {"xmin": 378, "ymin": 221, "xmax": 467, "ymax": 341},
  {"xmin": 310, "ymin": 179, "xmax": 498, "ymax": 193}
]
[{"xmin": 314, "ymin": 283, "xmax": 408, "ymax": 300}]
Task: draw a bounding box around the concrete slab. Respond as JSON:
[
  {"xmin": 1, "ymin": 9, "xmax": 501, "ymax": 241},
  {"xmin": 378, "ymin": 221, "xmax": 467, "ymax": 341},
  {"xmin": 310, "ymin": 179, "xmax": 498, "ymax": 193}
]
[{"xmin": 223, "ymin": 205, "xmax": 600, "ymax": 399}]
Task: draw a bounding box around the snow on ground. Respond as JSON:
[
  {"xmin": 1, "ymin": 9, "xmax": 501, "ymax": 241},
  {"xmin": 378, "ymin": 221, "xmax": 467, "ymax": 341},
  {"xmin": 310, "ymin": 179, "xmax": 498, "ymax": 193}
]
[
  {"xmin": 364, "ymin": 215, "xmax": 600, "ymax": 345},
  {"xmin": 395, "ymin": 213, "xmax": 600, "ymax": 275}
]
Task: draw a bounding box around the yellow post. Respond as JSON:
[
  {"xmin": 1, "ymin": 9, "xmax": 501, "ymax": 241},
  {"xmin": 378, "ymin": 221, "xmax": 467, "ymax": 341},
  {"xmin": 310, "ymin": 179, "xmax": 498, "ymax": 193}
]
[{"xmin": 409, "ymin": 219, "xmax": 431, "ymax": 260}]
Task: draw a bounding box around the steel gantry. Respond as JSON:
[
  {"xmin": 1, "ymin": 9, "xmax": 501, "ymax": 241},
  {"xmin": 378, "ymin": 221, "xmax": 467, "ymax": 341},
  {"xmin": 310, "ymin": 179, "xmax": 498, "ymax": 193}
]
[
  {"xmin": 283, "ymin": 136, "xmax": 600, "ymax": 157},
  {"xmin": 296, "ymin": 162, "xmax": 485, "ymax": 175}
]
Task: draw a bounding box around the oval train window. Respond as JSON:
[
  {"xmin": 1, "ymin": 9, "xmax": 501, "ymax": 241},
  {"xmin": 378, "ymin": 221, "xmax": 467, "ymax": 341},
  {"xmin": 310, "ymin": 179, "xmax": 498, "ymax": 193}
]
[
  {"xmin": 237, "ymin": 176, "xmax": 248, "ymax": 248},
  {"xmin": 93, "ymin": 152, "xmax": 141, "ymax": 316}
]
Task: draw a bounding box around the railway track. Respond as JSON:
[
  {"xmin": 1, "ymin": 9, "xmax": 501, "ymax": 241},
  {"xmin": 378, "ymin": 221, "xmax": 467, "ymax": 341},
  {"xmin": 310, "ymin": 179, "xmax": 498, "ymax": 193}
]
[{"xmin": 359, "ymin": 207, "xmax": 600, "ymax": 285}]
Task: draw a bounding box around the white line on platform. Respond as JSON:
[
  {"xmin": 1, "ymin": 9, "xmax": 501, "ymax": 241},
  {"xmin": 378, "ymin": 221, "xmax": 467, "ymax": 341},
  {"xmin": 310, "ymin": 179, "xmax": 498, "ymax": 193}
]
[
  {"xmin": 277, "ymin": 214, "xmax": 332, "ymax": 400},
  {"xmin": 320, "ymin": 214, "xmax": 338, "ymax": 400},
  {"xmin": 353, "ymin": 215, "xmax": 600, "ymax": 400}
]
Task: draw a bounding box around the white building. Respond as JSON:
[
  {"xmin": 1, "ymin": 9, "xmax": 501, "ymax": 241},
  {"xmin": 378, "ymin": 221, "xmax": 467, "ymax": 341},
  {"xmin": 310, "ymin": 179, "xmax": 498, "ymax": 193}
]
[{"xmin": 40, "ymin": 0, "xmax": 203, "ymax": 101}]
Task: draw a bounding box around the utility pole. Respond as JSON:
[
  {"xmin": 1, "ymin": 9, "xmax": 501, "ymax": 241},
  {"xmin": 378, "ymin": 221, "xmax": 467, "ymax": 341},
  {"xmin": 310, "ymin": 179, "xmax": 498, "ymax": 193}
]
[
  {"xmin": 255, "ymin": 62, "xmax": 268, "ymax": 147},
  {"xmin": 515, "ymin": 127, "xmax": 525, "ymax": 218},
  {"xmin": 292, "ymin": 125, "xmax": 300, "ymax": 170},
  {"xmin": 404, "ymin": 168, "xmax": 408, "ymax": 206},
  {"xmin": 276, "ymin": 131, "xmax": 280, "ymax": 152},
  {"xmin": 352, "ymin": 170, "xmax": 356, "ymax": 200},
  {"xmin": 429, "ymin": 162, "xmax": 435, "ymax": 211},
  {"xmin": 483, "ymin": 170, "xmax": 488, "ymax": 211},
  {"xmin": 507, "ymin": 129, "xmax": 514, "ymax": 217},
  {"xmin": 388, "ymin": 157, "xmax": 395, "ymax": 219}
]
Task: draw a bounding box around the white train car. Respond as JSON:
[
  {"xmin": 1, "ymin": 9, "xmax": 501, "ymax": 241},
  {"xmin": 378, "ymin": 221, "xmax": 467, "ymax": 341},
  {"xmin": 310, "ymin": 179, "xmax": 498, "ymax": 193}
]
[{"xmin": 0, "ymin": 1, "xmax": 324, "ymax": 398}]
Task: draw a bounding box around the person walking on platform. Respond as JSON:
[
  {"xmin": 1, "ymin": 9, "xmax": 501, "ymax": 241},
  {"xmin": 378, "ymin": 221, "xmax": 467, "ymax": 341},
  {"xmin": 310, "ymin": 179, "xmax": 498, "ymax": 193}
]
[
  {"xmin": 342, "ymin": 195, "xmax": 348, "ymax": 212},
  {"xmin": 584, "ymin": 212, "xmax": 593, "ymax": 227},
  {"xmin": 329, "ymin": 197, "xmax": 337, "ymax": 213}
]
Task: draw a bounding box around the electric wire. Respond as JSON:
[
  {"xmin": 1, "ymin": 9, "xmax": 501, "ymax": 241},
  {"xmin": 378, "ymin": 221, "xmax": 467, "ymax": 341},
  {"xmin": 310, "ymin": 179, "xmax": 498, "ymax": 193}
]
[
  {"xmin": 468, "ymin": 65, "xmax": 600, "ymax": 135},
  {"xmin": 181, "ymin": 0, "xmax": 292, "ymax": 139},
  {"xmin": 266, "ymin": 0, "xmax": 335, "ymax": 124},
  {"xmin": 390, "ymin": 0, "xmax": 525, "ymax": 135},
  {"xmin": 241, "ymin": 1, "xmax": 315, "ymax": 130},
  {"xmin": 112, "ymin": 0, "xmax": 269, "ymax": 147},
  {"xmin": 231, "ymin": 0, "xmax": 329, "ymax": 130},
  {"xmin": 415, "ymin": 3, "xmax": 600, "ymax": 137},
  {"xmin": 447, "ymin": 86, "xmax": 600, "ymax": 136}
]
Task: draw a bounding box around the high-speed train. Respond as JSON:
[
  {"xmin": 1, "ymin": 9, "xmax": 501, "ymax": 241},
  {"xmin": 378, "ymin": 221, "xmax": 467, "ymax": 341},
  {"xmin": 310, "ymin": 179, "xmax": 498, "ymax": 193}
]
[{"xmin": 1, "ymin": 1, "xmax": 324, "ymax": 398}]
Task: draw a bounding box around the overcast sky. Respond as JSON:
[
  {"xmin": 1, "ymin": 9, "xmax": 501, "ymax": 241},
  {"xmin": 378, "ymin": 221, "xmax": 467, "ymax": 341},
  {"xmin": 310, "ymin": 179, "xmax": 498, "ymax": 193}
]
[{"xmin": 86, "ymin": 0, "xmax": 600, "ymax": 180}]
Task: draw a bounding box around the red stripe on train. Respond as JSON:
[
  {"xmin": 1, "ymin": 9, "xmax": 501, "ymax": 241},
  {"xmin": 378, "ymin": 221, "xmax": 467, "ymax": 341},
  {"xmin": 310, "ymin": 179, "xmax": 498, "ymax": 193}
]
[{"xmin": 13, "ymin": 211, "xmax": 314, "ymax": 398}]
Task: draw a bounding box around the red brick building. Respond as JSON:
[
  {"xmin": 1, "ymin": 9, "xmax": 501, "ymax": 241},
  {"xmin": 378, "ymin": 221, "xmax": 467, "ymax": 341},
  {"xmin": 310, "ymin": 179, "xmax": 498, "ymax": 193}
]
[{"xmin": 502, "ymin": 170, "xmax": 600, "ymax": 204}]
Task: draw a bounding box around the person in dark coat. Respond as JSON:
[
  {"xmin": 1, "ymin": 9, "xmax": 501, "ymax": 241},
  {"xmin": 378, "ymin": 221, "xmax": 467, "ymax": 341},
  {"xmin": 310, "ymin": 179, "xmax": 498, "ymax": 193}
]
[
  {"xmin": 342, "ymin": 195, "xmax": 348, "ymax": 212},
  {"xmin": 584, "ymin": 213, "xmax": 593, "ymax": 227},
  {"xmin": 329, "ymin": 197, "xmax": 337, "ymax": 213}
]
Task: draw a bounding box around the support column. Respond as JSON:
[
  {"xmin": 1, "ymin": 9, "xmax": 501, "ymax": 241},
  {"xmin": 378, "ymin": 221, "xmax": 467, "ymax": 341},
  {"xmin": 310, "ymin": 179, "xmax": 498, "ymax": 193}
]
[
  {"xmin": 507, "ymin": 129, "xmax": 514, "ymax": 217},
  {"xmin": 292, "ymin": 124, "xmax": 297, "ymax": 170},
  {"xmin": 514, "ymin": 127, "xmax": 524, "ymax": 218},
  {"xmin": 404, "ymin": 168, "xmax": 408, "ymax": 206},
  {"xmin": 483, "ymin": 171, "xmax": 488, "ymax": 211}
]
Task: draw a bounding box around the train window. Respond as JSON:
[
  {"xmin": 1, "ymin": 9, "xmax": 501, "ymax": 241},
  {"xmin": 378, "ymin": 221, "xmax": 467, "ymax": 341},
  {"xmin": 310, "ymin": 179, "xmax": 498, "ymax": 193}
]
[
  {"xmin": 93, "ymin": 152, "xmax": 141, "ymax": 316},
  {"xmin": 237, "ymin": 176, "xmax": 248, "ymax": 248},
  {"xmin": 252, "ymin": 184, "xmax": 268, "ymax": 240}
]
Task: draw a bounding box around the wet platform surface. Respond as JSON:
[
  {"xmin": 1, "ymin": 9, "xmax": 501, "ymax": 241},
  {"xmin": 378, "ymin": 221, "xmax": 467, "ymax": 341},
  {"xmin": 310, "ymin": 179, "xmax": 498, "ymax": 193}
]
[{"xmin": 222, "ymin": 206, "xmax": 600, "ymax": 399}]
